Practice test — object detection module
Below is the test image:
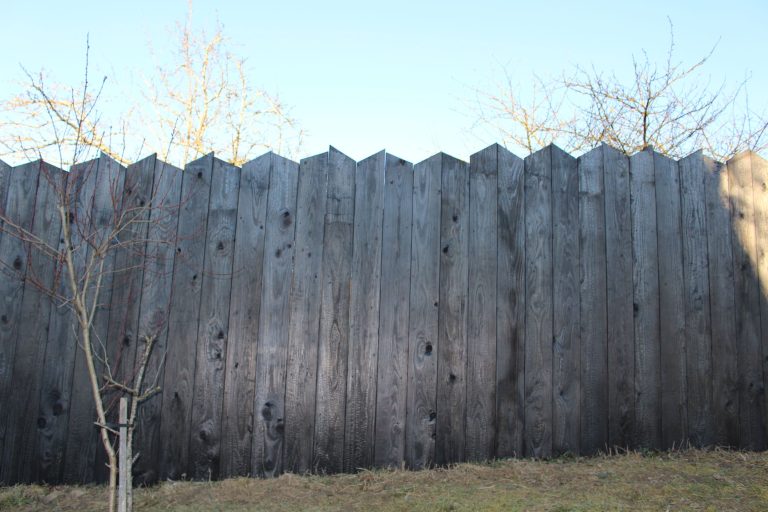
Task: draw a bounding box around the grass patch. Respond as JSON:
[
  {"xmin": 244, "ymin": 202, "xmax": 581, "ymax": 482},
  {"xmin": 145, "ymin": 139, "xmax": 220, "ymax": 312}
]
[{"xmin": 1, "ymin": 449, "xmax": 766, "ymax": 511}]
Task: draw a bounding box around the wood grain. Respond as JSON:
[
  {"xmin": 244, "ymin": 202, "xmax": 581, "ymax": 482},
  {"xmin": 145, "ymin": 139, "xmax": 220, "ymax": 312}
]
[
  {"xmin": 188, "ymin": 158, "xmax": 240, "ymax": 480},
  {"xmin": 374, "ymin": 154, "xmax": 413, "ymax": 468},
  {"xmin": 578, "ymin": 146, "xmax": 608, "ymax": 455},
  {"xmin": 251, "ymin": 154, "xmax": 299, "ymax": 477},
  {"xmin": 313, "ymin": 148, "xmax": 355, "ymax": 473},
  {"xmin": 629, "ymin": 149, "xmax": 661, "ymax": 450},
  {"xmin": 404, "ymin": 153, "xmax": 441, "ymax": 469},
  {"xmin": 131, "ymin": 159, "xmax": 183, "ymax": 485},
  {"xmin": 523, "ymin": 146, "xmax": 553, "ymax": 458},
  {"xmin": 654, "ymin": 152, "xmax": 688, "ymax": 450},
  {"xmin": 679, "ymin": 152, "xmax": 713, "ymax": 447},
  {"xmin": 603, "ymin": 146, "xmax": 635, "ymax": 449},
  {"xmin": 158, "ymin": 154, "xmax": 213, "ymax": 480},
  {"xmin": 465, "ymin": 145, "xmax": 498, "ymax": 462},
  {"xmin": 343, "ymin": 151, "xmax": 386, "ymax": 472},
  {"xmin": 727, "ymin": 152, "xmax": 766, "ymax": 449},
  {"xmin": 552, "ymin": 145, "xmax": 580, "ymax": 456},
  {"xmin": 703, "ymin": 156, "xmax": 739, "ymax": 447},
  {"xmin": 284, "ymin": 153, "xmax": 329, "ymax": 474},
  {"xmin": 66, "ymin": 155, "xmax": 126, "ymax": 483},
  {"xmin": 495, "ymin": 147, "xmax": 525, "ymax": 459},
  {"xmin": 219, "ymin": 154, "xmax": 270, "ymax": 477},
  {"xmin": 435, "ymin": 155, "xmax": 469, "ymax": 465},
  {"xmin": 0, "ymin": 162, "xmax": 46, "ymax": 483}
]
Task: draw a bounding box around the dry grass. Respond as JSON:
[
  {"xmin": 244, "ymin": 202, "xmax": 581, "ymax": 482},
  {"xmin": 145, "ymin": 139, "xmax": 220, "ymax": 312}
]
[{"xmin": 2, "ymin": 449, "xmax": 767, "ymax": 511}]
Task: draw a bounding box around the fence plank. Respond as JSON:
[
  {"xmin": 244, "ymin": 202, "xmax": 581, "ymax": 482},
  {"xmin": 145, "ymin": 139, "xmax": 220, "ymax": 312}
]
[
  {"xmin": 132, "ymin": 159, "xmax": 183, "ymax": 485},
  {"xmin": 97, "ymin": 156, "xmax": 156, "ymax": 483},
  {"xmin": 104, "ymin": 157, "xmax": 156, "ymax": 400},
  {"xmin": 703, "ymin": 157, "xmax": 740, "ymax": 447},
  {"xmin": 220, "ymin": 155, "xmax": 270, "ymax": 477},
  {"xmin": 435, "ymin": 155, "xmax": 469, "ymax": 465},
  {"xmin": 654, "ymin": 153, "xmax": 688, "ymax": 449},
  {"xmin": 314, "ymin": 148, "xmax": 355, "ymax": 473},
  {"xmin": 465, "ymin": 146, "xmax": 498, "ymax": 461},
  {"xmin": 728, "ymin": 152, "xmax": 766, "ymax": 449},
  {"xmin": 284, "ymin": 153, "xmax": 329, "ymax": 474},
  {"xmin": 158, "ymin": 154, "xmax": 213, "ymax": 480},
  {"xmin": 66, "ymin": 155, "xmax": 126, "ymax": 483},
  {"xmin": 405, "ymin": 153, "xmax": 441, "ymax": 469},
  {"xmin": 7, "ymin": 165, "xmax": 64, "ymax": 483},
  {"xmin": 752, "ymin": 153, "xmax": 768, "ymax": 444},
  {"xmin": 92, "ymin": 157, "xmax": 129, "ymax": 483},
  {"xmin": 374, "ymin": 155, "xmax": 413, "ymax": 468},
  {"xmin": 524, "ymin": 146, "xmax": 553, "ymax": 458},
  {"xmin": 188, "ymin": 158, "xmax": 240, "ymax": 480},
  {"xmin": 495, "ymin": 148, "xmax": 525, "ymax": 458},
  {"xmin": 629, "ymin": 149, "xmax": 661, "ymax": 450},
  {"xmin": 0, "ymin": 162, "xmax": 44, "ymax": 483},
  {"xmin": 603, "ymin": 146, "xmax": 634, "ymax": 449},
  {"xmin": 343, "ymin": 151, "xmax": 386, "ymax": 472},
  {"xmin": 578, "ymin": 146, "xmax": 608, "ymax": 455},
  {"xmin": 679, "ymin": 152, "xmax": 714, "ymax": 447},
  {"xmin": 251, "ymin": 154, "xmax": 299, "ymax": 477},
  {"xmin": 40, "ymin": 160, "xmax": 97, "ymax": 483},
  {"xmin": 552, "ymin": 146, "xmax": 580, "ymax": 456}
]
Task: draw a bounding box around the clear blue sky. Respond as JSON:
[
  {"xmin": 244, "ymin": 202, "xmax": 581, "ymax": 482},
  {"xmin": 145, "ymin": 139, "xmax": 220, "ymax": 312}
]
[{"xmin": 2, "ymin": 0, "xmax": 766, "ymax": 163}]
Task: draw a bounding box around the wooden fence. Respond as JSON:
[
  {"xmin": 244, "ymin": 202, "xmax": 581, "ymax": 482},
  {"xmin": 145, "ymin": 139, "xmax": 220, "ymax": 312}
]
[{"xmin": 0, "ymin": 144, "xmax": 766, "ymax": 485}]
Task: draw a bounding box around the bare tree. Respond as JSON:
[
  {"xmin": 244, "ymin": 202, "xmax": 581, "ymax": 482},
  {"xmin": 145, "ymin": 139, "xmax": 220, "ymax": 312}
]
[
  {"xmin": 475, "ymin": 24, "xmax": 768, "ymax": 160},
  {"xmin": 0, "ymin": 47, "xmax": 180, "ymax": 512},
  {"xmin": 0, "ymin": 3, "xmax": 302, "ymax": 168},
  {"xmin": 143, "ymin": 2, "xmax": 303, "ymax": 166}
]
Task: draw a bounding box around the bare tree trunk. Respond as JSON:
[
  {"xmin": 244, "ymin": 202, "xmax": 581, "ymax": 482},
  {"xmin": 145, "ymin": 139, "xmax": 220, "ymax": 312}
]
[{"xmin": 118, "ymin": 398, "xmax": 128, "ymax": 512}]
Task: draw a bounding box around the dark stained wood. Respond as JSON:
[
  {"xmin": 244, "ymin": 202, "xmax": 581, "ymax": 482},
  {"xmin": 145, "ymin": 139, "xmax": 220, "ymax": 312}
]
[
  {"xmin": 158, "ymin": 154, "xmax": 213, "ymax": 480},
  {"xmin": 5, "ymin": 164, "xmax": 64, "ymax": 484},
  {"xmin": 703, "ymin": 156, "xmax": 739, "ymax": 447},
  {"xmin": 465, "ymin": 145, "xmax": 498, "ymax": 462},
  {"xmin": 313, "ymin": 148, "xmax": 355, "ymax": 473},
  {"xmin": 283, "ymin": 153, "xmax": 329, "ymax": 474},
  {"xmin": 38, "ymin": 160, "xmax": 98, "ymax": 484},
  {"xmin": 0, "ymin": 162, "xmax": 44, "ymax": 483},
  {"xmin": 603, "ymin": 146, "xmax": 634, "ymax": 449},
  {"xmin": 578, "ymin": 146, "xmax": 608, "ymax": 455},
  {"xmin": 342, "ymin": 151, "xmax": 386, "ymax": 472},
  {"xmin": 435, "ymin": 155, "xmax": 469, "ymax": 465},
  {"xmin": 374, "ymin": 154, "xmax": 413, "ymax": 468},
  {"xmin": 495, "ymin": 147, "xmax": 525, "ymax": 458},
  {"xmin": 132, "ymin": 158, "xmax": 183, "ymax": 485},
  {"xmin": 727, "ymin": 152, "xmax": 766, "ymax": 449},
  {"xmin": 104, "ymin": 156, "xmax": 156, "ymax": 398},
  {"xmin": 96, "ymin": 156, "xmax": 156, "ymax": 483},
  {"xmin": 552, "ymin": 145, "xmax": 580, "ymax": 456},
  {"xmin": 629, "ymin": 148, "xmax": 661, "ymax": 450},
  {"xmin": 92, "ymin": 157, "xmax": 129, "ymax": 483},
  {"xmin": 251, "ymin": 154, "xmax": 300, "ymax": 477},
  {"xmin": 654, "ymin": 152, "xmax": 688, "ymax": 449},
  {"xmin": 66, "ymin": 155, "xmax": 126, "ymax": 484},
  {"xmin": 523, "ymin": 146, "xmax": 553, "ymax": 458},
  {"xmin": 8, "ymin": 143, "xmax": 768, "ymax": 482},
  {"xmin": 219, "ymin": 155, "xmax": 270, "ymax": 478},
  {"xmin": 188, "ymin": 158, "xmax": 240, "ymax": 480},
  {"xmin": 679, "ymin": 152, "xmax": 713, "ymax": 447},
  {"xmin": 404, "ymin": 153, "xmax": 441, "ymax": 469}
]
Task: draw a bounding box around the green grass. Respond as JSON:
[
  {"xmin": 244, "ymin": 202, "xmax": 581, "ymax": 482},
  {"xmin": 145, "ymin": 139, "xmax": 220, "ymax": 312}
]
[{"xmin": 1, "ymin": 449, "xmax": 767, "ymax": 511}]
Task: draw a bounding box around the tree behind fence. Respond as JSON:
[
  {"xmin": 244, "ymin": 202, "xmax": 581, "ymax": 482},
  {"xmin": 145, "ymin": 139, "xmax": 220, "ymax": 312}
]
[{"xmin": 0, "ymin": 143, "xmax": 766, "ymax": 485}]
